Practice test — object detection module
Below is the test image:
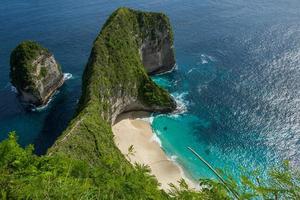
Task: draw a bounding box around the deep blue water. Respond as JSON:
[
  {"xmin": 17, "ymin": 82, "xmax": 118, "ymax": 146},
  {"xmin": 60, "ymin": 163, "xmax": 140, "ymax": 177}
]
[{"xmin": 1, "ymin": 0, "xmax": 300, "ymax": 179}]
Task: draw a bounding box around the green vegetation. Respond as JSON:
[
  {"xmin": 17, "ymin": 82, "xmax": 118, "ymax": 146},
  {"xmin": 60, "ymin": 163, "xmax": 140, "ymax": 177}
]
[
  {"xmin": 226, "ymin": 162, "xmax": 300, "ymax": 199},
  {"xmin": 10, "ymin": 41, "xmax": 49, "ymax": 91},
  {"xmin": 0, "ymin": 133, "xmax": 166, "ymax": 199},
  {"xmin": 1, "ymin": 133, "xmax": 300, "ymax": 199},
  {"xmin": 2, "ymin": 7, "xmax": 300, "ymax": 200},
  {"xmin": 76, "ymin": 7, "xmax": 175, "ymax": 114},
  {"xmin": 139, "ymin": 79, "xmax": 175, "ymax": 108},
  {"xmin": 40, "ymin": 67, "xmax": 48, "ymax": 78}
]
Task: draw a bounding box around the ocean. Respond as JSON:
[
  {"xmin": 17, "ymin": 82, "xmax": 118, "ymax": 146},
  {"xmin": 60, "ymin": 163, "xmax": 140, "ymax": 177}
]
[{"xmin": 1, "ymin": 0, "xmax": 300, "ymax": 180}]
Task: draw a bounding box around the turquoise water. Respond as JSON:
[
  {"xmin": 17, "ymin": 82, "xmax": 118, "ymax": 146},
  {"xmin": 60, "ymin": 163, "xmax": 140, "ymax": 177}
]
[
  {"xmin": 1, "ymin": 0, "xmax": 300, "ymax": 180},
  {"xmin": 152, "ymin": 73, "xmax": 252, "ymax": 180}
]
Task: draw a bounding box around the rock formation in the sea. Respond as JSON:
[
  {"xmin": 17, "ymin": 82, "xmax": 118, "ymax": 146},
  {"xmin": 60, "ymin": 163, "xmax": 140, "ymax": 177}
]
[
  {"xmin": 49, "ymin": 8, "xmax": 176, "ymax": 161},
  {"xmin": 76, "ymin": 7, "xmax": 177, "ymax": 124},
  {"xmin": 10, "ymin": 41, "xmax": 64, "ymax": 107}
]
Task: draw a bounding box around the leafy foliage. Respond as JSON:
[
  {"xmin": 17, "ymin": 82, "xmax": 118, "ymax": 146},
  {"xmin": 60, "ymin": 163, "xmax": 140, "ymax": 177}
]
[
  {"xmin": 0, "ymin": 133, "xmax": 168, "ymax": 199},
  {"xmin": 40, "ymin": 67, "xmax": 48, "ymax": 78},
  {"xmin": 231, "ymin": 161, "xmax": 300, "ymax": 199},
  {"xmin": 139, "ymin": 79, "xmax": 175, "ymax": 108},
  {"xmin": 1, "ymin": 134, "xmax": 299, "ymax": 199}
]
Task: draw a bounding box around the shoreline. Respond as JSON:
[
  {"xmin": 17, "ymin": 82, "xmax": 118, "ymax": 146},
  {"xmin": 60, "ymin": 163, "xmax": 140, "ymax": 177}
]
[{"xmin": 112, "ymin": 111, "xmax": 197, "ymax": 191}]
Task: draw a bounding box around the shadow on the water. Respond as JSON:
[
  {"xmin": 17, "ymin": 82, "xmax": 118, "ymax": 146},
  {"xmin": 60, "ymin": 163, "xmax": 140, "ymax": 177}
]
[
  {"xmin": 0, "ymin": 89, "xmax": 25, "ymax": 120},
  {"xmin": 33, "ymin": 84, "xmax": 78, "ymax": 155}
]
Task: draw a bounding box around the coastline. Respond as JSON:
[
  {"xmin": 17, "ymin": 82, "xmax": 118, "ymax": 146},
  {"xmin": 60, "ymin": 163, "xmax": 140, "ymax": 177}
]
[{"xmin": 112, "ymin": 111, "xmax": 197, "ymax": 191}]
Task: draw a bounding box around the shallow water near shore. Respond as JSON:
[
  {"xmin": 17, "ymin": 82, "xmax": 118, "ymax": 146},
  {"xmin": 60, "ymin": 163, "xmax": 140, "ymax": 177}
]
[
  {"xmin": 112, "ymin": 111, "xmax": 197, "ymax": 190},
  {"xmin": 1, "ymin": 0, "xmax": 300, "ymax": 180}
]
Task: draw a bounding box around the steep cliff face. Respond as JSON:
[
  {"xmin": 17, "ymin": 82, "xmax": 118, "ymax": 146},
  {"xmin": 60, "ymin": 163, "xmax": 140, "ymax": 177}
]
[
  {"xmin": 77, "ymin": 7, "xmax": 176, "ymax": 124},
  {"xmin": 10, "ymin": 41, "xmax": 64, "ymax": 107},
  {"xmin": 137, "ymin": 11, "xmax": 175, "ymax": 74}
]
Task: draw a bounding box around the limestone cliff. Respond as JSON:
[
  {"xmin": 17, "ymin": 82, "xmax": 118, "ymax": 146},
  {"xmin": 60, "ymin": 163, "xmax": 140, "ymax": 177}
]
[
  {"xmin": 49, "ymin": 8, "xmax": 176, "ymax": 165},
  {"xmin": 77, "ymin": 7, "xmax": 176, "ymax": 124},
  {"xmin": 137, "ymin": 10, "xmax": 175, "ymax": 74},
  {"xmin": 10, "ymin": 41, "xmax": 64, "ymax": 107}
]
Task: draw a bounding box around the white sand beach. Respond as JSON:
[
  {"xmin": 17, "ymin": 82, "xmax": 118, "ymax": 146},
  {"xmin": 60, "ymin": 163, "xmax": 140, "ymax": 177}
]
[{"xmin": 112, "ymin": 111, "xmax": 197, "ymax": 191}]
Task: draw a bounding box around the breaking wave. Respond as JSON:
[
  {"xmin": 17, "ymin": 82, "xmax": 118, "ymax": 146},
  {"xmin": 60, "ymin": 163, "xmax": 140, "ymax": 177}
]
[
  {"xmin": 171, "ymin": 91, "xmax": 189, "ymax": 115},
  {"xmin": 31, "ymin": 91, "xmax": 60, "ymax": 112},
  {"xmin": 63, "ymin": 73, "xmax": 73, "ymax": 80},
  {"xmin": 151, "ymin": 131, "xmax": 162, "ymax": 147}
]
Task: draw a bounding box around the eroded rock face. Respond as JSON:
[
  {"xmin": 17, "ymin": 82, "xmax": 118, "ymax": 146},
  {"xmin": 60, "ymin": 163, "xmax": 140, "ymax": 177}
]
[
  {"xmin": 139, "ymin": 30, "xmax": 175, "ymax": 74},
  {"xmin": 10, "ymin": 41, "xmax": 64, "ymax": 107}
]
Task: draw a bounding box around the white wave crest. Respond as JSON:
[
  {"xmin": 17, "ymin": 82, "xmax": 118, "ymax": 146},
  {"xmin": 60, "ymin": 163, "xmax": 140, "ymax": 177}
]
[
  {"xmin": 157, "ymin": 63, "xmax": 178, "ymax": 75},
  {"xmin": 151, "ymin": 133, "xmax": 162, "ymax": 147},
  {"xmin": 137, "ymin": 115, "xmax": 154, "ymax": 125},
  {"xmin": 174, "ymin": 63, "xmax": 179, "ymax": 71},
  {"xmin": 10, "ymin": 85, "xmax": 18, "ymax": 94},
  {"xmin": 200, "ymin": 54, "xmax": 217, "ymax": 64},
  {"xmin": 169, "ymin": 155, "xmax": 178, "ymax": 161},
  {"xmin": 201, "ymin": 54, "xmax": 209, "ymax": 64},
  {"xmin": 187, "ymin": 54, "xmax": 217, "ymax": 75},
  {"xmin": 31, "ymin": 91, "xmax": 60, "ymax": 112},
  {"xmin": 172, "ymin": 91, "xmax": 189, "ymax": 115},
  {"xmin": 187, "ymin": 68, "xmax": 197, "ymax": 74},
  {"xmin": 31, "ymin": 103, "xmax": 50, "ymax": 112},
  {"xmin": 63, "ymin": 73, "xmax": 73, "ymax": 80}
]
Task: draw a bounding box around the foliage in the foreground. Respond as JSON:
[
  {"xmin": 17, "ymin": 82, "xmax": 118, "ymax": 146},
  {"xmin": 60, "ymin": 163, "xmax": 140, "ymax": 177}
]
[
  {"xmin": 1, "ymin": 133, "xmax": 300, "ymax": 200},
  {"xmin": 226, "ymin": 162, "xmax": 300, "ymax": 199},
  {"xmin": 0, "ymin": 133, "xmax": 168, "ymax": 199}
]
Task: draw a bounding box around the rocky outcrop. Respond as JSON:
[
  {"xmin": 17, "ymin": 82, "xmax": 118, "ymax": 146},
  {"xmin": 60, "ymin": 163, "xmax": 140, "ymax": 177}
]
[
  {"xmin": 49, "ymin": 8, "xmax": 176, "ymax": 158},
  {"xmin": 77, "ymin": 7, "xmax": 177, "ymax": 124},
  {"xmin": 10, "ymin": 41, "xmax": 64, "ymax": 107}
]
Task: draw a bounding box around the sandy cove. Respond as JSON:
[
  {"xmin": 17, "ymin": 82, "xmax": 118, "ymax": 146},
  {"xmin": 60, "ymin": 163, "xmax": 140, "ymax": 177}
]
[{"xmin": 112, "ymin": 111, "xmax": 197, "ymax": 191}]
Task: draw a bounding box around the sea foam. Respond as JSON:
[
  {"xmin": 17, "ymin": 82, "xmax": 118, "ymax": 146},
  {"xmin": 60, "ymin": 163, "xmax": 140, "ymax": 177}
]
[
  {"xmin": 137, "ymin": 115, "xmax": 154, "ymax": 125},
  {"xmin": 31, "ymin": 90, "xmax": 60, "ymax": 112},
  {"xmin": 171, "ymin": 91, "xmax": 189, "ymax": 115},
  {"xmin": 10, "ymin": 85, "xmax": 18, "ymax": 93},
  {"xmin": 151, "ymin": 132, "xmax": 162, "ymax": 147},
  {"xmin": 156, "ymin": 63, "xmax": 178, "ymax": 75},
  {"xmin": 63, "ymin": 72, "xmax": 73, "ymax": 80},
  {"xmin": 200, "ymin": 54, "xmax": 216, "ymax": 64}
]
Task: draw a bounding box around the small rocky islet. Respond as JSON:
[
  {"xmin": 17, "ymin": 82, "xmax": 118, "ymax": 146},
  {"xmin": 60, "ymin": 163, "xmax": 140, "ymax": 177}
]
[{"xmin": 10, "ymin": 41, "xmax": 64, "ymax": 107}]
